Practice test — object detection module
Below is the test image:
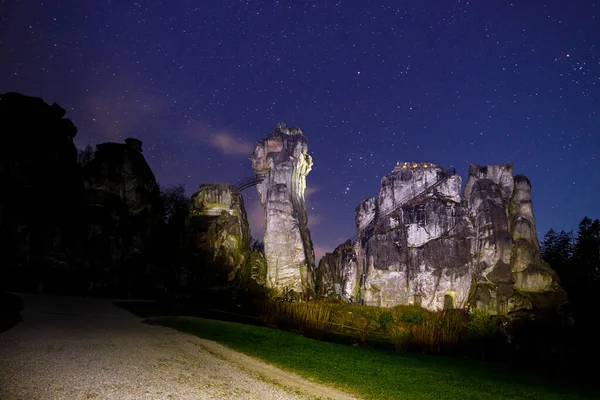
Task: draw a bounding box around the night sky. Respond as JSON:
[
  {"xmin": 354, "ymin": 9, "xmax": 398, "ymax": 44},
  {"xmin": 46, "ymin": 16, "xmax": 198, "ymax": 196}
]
[{"xmin": 2, "ymin": 0, "xmax": 599, "ymax": 260}]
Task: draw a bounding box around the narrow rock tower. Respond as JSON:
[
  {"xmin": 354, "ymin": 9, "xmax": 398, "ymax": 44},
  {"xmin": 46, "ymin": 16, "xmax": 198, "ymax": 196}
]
[{"xmin": 250, "ymin": 123, "xmax": 315, "ymax": 296}]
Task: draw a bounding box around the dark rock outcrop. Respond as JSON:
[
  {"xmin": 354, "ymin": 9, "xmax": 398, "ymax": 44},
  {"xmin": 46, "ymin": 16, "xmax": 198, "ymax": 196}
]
[
  {"xmin": 0, "ymin": 92, "xmax": 82, "ymax": 292},
  {"xmin": 251, "ymin": 123, "xmax": 315, "ymax": 296},
  {"xmin": 82, "ymin": 138, "xmax": 162, "ymax": 296},
  {"xmin": 319, "ymin": 161, "xmax": 565, "ymax": 315}
]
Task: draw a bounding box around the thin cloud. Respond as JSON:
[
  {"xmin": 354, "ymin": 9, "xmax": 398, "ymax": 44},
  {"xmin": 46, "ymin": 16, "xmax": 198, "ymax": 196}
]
[
  {"xmin": 313, "ymin": 245, "xmax": 332, "ymax": 263},
  {"xmin": 308, "ymin": 214, "xmax": 321, "ymax": 227},
  {"xmin": 209, "ymin": 132, "xmax": 254, "ymax": 156},
  {"xmin": 184, "ymin": 121, "xmax": 255, "ymax": 157},
  {"xmin": 305, "ymin": 185, "xmax": 319, "ymax": 199}
]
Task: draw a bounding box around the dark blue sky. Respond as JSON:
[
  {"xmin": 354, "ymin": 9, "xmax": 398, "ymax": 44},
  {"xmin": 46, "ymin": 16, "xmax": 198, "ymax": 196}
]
[{"xmin": 2, "ymin": 0, "xmax": 599, "ymax": 259}]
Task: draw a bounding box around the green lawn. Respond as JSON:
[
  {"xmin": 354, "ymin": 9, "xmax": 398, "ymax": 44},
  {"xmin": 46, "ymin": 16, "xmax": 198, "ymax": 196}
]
[{"xmin": 151, "ymin": 316, "xmax": 596, "ymax": 400}]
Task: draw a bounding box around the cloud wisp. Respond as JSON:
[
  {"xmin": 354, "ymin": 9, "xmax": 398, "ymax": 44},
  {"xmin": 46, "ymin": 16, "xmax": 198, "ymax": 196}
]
[{"xmin": 184, "ymin": 121, "xmax": 255, "ymax": 157}]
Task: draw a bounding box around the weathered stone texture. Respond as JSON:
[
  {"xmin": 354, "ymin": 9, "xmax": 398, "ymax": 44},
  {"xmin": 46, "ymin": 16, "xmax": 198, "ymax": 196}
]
[
  {"xmin": 319, "ymin": 161, "xmax": 565, "ymax": 315},
  {"xmin": 186, "ymin": 184, "xmax": 251, "ymax": 284},
  {"xmin": 251, "ymin": 123, "xmax": 315, "ymax": 296},
  {"xmin": 315, "ymin": 240, "xmax": 358, "ymax": 300}
]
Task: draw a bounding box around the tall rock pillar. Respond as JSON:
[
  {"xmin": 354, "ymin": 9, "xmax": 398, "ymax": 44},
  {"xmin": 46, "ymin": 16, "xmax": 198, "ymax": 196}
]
[{"xmin": 250, "ymin": 123, "xmax": 315, "ymax": 296}]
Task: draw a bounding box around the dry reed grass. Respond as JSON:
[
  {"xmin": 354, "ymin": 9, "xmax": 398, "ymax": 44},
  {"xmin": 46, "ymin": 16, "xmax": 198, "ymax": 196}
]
[{"xmin": 262, "ymin": 299, "xmax": 473, "ymax": 354}]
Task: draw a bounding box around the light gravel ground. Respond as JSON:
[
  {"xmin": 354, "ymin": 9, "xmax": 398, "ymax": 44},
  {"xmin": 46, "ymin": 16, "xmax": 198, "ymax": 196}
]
[{"xmin": 0, "ymin": 293, "xmax": 360, "ymax": 400}]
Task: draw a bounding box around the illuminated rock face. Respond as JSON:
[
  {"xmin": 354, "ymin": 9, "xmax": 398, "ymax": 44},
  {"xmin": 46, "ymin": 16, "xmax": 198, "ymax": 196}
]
[
  {"xmin": 251, "ymin": 123, "xmax": 315, "ymax": 296},
  {"xmin": 319, "ymin": 162, "xmax": 565, "ymax": 314},
  {"xmin": 357, "ymin": 162, "xmax": 473, "ymax": 310},
  {"xmin": 186, "ymin": 183, "xmax": 253, "ymax": 286},
  {"xmin": 316, "ymin": 240, "xmax": 359, "ymax": 299}
]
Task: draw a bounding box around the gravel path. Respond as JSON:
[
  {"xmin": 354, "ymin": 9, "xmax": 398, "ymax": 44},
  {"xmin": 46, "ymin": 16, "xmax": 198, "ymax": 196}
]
[{"xmin": 0, "ymin": 294, "xmax": 360, "ymax": 400}]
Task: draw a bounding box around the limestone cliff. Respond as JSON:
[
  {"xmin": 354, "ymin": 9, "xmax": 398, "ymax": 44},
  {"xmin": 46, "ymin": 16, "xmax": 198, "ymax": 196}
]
[
  {"xmin": 251, "ymin": 123, "xmax": 315, "ymax": 296},
  {"xmin": 319, "ymin": 161, "xmax": 565, "ymax": 315}
]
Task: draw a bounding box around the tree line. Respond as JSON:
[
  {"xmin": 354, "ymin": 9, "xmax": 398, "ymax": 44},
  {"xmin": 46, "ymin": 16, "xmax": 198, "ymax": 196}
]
[{"xmin": 541, "ymin": 216, "xmax": 600, "ymax": 326}]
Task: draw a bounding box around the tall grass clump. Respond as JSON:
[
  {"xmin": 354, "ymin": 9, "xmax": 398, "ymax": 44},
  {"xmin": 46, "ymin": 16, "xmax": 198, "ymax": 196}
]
[
  {"xmin": 388, "ymin": 322, "xmax": 411, "ymax": 351},
  {"xmin": 408, "ymin": 310, "xmax": 468, "ymax": 354},
  {"xmin": 261, "ymin": 300, "xmax": 333, "ymax": 339}
]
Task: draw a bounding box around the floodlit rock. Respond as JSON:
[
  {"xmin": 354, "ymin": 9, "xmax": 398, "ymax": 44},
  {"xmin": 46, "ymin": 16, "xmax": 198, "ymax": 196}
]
[
  {"xmin": 466, "ymin": 165, "xmax": 515, "ymax": 314},
  {"xmin": 183, "ymin": 183, "xmax": 267, "ymax": 293},
  {"xmin": 509, "ymin": 175, "xmax": 562, "ymax": 295},
  {"xmin": 186, "ymin": 183, "xmax": 251, "ymax": 285},
  {"xmin": 358, "ymin": 165, "xmax": 473, "ymax": 310},
  {"xmin": 251, "ymin": 123, "xmax": 315, "ymax": 296},
  {"xmin": 322, "ymin": 161, "xmax": 565, "ymax": 315},
  {"xmin": 356, "ymin": 197, "xmax": 377, "ymax": 231},
  {"xmin": 316, "ymin": 240, "xmax": 359, "ymax": 300}
]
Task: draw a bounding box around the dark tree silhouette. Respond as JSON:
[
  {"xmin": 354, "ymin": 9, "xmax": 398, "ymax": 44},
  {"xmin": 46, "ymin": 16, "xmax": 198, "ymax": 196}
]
[
  {"xmin": 541, "ymin": 228, "xmax": 574, "ymax": 290},
  {"xmin": 151, "ymin": 184, "xmax": 190, "ymax": 296}
]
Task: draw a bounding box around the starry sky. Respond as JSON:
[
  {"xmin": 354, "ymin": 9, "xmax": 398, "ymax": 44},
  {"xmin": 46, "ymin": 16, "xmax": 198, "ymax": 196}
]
[{"xmin": 2, "ymin": 0, "xmax": 599, "ymax": 260}]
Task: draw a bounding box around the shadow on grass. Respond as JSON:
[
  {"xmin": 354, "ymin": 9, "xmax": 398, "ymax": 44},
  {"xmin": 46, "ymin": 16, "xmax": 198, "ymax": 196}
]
[{"xmin": 113, "ymin": 299, "xmax": 264, "ymax": 326}]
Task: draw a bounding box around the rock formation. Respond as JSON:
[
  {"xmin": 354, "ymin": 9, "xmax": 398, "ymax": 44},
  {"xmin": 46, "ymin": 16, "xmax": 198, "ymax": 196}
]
[
  {"xmin": 83, "ymin": 138, "xmax": 162, "ymax": 296},
  {"xmin": 251, "ymin": 123, "xmax": 315, "ymax": 296},
  {"xmin": 185, "ymin": 183, "xmax": 266, "ymax": 290},
  {"xmin": 317, "ymin": 161, "xmax": 565, "ymax": 315},
  {"xmin": 0, "ymin": 92, "xmax": 82, "ymax": 292}
]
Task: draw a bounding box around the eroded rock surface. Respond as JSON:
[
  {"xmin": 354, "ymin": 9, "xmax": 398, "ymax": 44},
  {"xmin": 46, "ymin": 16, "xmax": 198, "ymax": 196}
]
[
  {"xmin": 185, "ymin": 183, "xmax": 266, "ymax": 291},
  {"xmin": 319, "ymin": 161, "xmax": 565, "ymax": 315},
  {"xmin": 251, "ymin": 123, "xmax": 315, "ymax": 296}
]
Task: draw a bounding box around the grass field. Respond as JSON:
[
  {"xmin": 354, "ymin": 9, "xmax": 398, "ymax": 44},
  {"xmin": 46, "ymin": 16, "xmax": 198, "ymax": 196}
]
[{"xmin": 150, "ymin": 315, "xmax": 597, "ymax": 400}]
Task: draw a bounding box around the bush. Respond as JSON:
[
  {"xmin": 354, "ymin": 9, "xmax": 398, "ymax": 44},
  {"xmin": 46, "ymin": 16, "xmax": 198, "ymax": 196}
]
[
  {"xmin": 409, "ymin": 310, "xmax": 467, "ymax": 354},
  {"xmin": 399, "ymin": 309, "xmax": 424, "ymax": 324},
  {"xmin": 464, "ymin": 308, "xmax": 503, "ymax": 360},
  {"xmin": 388, "ymin": 322, "xmax": 411, "ymax": 351},
  {"xmin": 465, "ymin": 308, "xmax": 499, "ymax": 340},
  {"xmin": 377, "ymin": 310, "xmax": 393, "ymax": 329}
]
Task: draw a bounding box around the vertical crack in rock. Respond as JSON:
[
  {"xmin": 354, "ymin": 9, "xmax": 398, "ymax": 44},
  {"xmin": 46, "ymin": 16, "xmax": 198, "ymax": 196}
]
[{"xmin": 250, "ymin": 123, "xmax": 315, "ymax": 296}]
